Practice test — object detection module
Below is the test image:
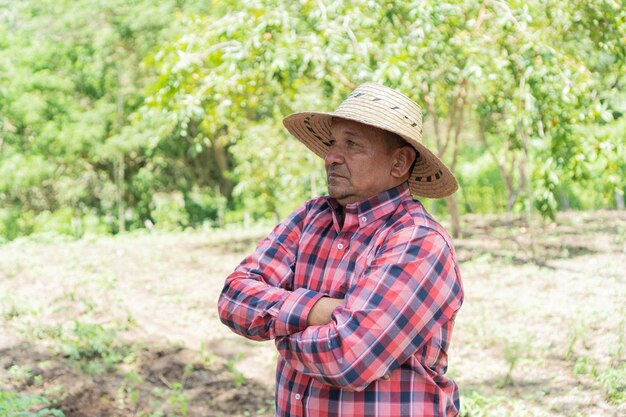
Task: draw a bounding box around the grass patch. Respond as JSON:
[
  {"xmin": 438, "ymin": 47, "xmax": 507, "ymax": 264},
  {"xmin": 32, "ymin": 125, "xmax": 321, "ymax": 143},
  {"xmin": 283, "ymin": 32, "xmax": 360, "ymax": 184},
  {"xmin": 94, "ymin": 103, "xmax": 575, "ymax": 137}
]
[
  {"xmin": 0, "ymin": 391, "xmax": 64, "ymax": 417},
  {"xmin": 460, "ymin": 390, "xmax": 552, "ymax": 417},
  {"xmin": 29, "ymin": 320, "xmax": 134, "ymax": 374},
  {"xmin": 2, "ymin": 212, "xmax": 624, "ymax": 416},
  {"xmin": 598, "ymin": 364, "xmax": 626, "ymax": 404}
]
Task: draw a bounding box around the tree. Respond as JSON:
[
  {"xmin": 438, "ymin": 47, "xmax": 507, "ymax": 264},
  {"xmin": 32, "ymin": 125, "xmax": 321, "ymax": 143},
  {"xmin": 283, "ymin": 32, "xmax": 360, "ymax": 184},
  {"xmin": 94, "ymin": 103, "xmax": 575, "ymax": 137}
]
[
  {"xmin": 1, "ymin": 0, "xmax": 623, "ymax": 241},
  {"xmin": 143, "ymin": 0, "xmax": 622, "ymax": 236},
  {"xmin": 0, "ymin": 0, "xmax": 209, "ymax": 237}
]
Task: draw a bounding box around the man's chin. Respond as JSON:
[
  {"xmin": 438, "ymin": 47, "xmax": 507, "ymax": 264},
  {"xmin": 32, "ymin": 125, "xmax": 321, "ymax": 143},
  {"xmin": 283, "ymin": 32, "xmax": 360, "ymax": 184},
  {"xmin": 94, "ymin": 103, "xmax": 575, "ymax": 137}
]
[
  {"xmin": 327, "ymin": 186, "xmax": 351, "ymax": 201},
  {"xmin": 327, "ymin": 186, "xmax": 342, "ymax": 199}
]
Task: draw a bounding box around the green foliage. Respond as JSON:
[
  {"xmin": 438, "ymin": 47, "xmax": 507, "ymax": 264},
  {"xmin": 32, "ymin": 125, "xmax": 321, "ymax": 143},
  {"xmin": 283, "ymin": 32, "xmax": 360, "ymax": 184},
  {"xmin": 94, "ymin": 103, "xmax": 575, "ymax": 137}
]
[
  {"xmin": 598, "ymin": 364, "xmax": 626, "ymax": 404},
  {"xmin": 0, "ymin": 391, "xmax": 64, "ymax": 417},
  {"xmin": 116, "ymin": 369, "xmax": 142, "ymax": 409},
  {"xmin": 0, "ymin": 0, "xmax": 213, "ymax": 237},
  {"xmin": 59, "ymin": 321, "xmax": 116, "ymax": 360},
  {"xmin": 457, "ymin": 153, "xmax": 507, "ymax": 213},
  {"xmin": 564, "ymin": 311, "xmax": 626, "ymax": 404},
  {"xmin": 147, "ymin": 378, "xmax": 192, "ymax": 417},
  {"xmin": 225, "ymin": 353, "xmax": 246, "ymax": 388},
  {"xmin": 230, "ymin": 122, "xmax": 326, "ymax": 220},
  {"xmin": 0, "ymin": 0, "xmax": 624, "ymax": 240},
  {"xmin": 460, "ymin": 391, "xmax": 501, "ymax": 417},
  {"xmin": 500, "ymin": 338, "xmax": 524, "ymax": 387},
  {"xmin": 45, "ymin": 320, "xmax": 129, "ymax": 373},
  {"xmin": 167, "ymin": 382, "xmax": 189, "ymax": 417}
]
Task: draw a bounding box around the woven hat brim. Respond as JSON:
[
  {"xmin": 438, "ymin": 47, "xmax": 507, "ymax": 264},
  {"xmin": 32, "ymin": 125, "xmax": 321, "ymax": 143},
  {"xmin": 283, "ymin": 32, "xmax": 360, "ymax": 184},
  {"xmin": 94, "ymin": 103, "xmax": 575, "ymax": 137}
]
[{"xmin": 283, "ymin": 111, "xmax": 458, "ymax": 199}]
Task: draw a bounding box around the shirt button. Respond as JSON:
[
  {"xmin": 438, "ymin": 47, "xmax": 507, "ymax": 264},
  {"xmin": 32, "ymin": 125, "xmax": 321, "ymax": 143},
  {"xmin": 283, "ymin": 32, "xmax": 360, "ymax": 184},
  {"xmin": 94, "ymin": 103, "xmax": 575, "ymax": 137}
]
[
  {"xmin": 361, "ymin": 216, "xmax": 367, "ymax": 222},
  {"xmin": 295, "ymin": 393, "xmax": 301, "ymax": 400},
  {"xmin": 337, "ymin": 243, "xmax": 344, "ymax": 250}
]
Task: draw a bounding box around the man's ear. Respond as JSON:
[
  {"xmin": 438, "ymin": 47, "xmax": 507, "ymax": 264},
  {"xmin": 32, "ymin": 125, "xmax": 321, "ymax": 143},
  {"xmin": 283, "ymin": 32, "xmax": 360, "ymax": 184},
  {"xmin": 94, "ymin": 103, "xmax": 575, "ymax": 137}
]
[{"xmin": 390, "ymin": 147, "xmax": 417, "ymax": 179}]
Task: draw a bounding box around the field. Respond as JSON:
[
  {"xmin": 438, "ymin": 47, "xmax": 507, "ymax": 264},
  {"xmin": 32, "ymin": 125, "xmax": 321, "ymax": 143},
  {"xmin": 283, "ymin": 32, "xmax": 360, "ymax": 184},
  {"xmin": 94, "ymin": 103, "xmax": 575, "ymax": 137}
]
[{"xmin": 1, "ymin": 210, "xmax": 625, "ymax": 417}]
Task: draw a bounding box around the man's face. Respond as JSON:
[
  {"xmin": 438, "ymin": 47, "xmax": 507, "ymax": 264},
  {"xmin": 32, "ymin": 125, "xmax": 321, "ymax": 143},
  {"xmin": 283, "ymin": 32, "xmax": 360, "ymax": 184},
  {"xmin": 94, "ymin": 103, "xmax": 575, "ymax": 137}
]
[{"xmin": 325, "ymin": 119, "xmax": 400, "ymax": 206}]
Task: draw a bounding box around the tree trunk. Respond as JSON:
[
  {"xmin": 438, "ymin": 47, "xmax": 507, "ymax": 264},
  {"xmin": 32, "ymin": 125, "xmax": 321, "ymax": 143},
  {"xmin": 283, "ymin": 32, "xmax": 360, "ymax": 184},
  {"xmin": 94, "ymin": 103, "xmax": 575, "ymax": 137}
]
[
  {"xmin": 518, "ymin": 124, "xmax": 536, "ymax": 261},
  {"xmin": 616, "ymin": 189, "xmax": 625, "ymax": 210},
  {"xmin": 214, "ymin": 185, "xmax": 225, "ymax": 228},
  {"xmin": 116, "ymin": 153, "xmax": 125, "ymax": 233},
  {"xmin": 445, "ymin": 195, "xmax": 461, "ymax": 238},
  {"xmin": 212, "ymin": 135, "xmax": 233, "ymax": 199},
  {"xmin": 115, "ymin": 80, "xmax": 125, "ymax": 233},
  {"xmin": 477, "ymin": 119, "xmax": 519, "ymax": 224}
]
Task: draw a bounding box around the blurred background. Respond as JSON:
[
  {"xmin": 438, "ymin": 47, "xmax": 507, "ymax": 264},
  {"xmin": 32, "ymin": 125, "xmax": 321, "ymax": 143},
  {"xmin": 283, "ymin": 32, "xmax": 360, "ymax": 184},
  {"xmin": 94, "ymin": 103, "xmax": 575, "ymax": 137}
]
[
  {"xmin": 0, "ymin": 0, "xmax": 624, "ymax": 242},
  {"xmin": 1, "ymin": 1, "xmax": 625, "ymax": 416}
]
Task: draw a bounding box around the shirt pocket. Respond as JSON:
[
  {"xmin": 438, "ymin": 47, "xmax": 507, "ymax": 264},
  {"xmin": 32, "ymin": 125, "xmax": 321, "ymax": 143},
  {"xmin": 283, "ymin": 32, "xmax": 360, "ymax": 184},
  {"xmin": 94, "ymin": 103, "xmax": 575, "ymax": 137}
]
[{"xmin": 341, "ymin": 248, "xmax": 375, "ymax": 292}]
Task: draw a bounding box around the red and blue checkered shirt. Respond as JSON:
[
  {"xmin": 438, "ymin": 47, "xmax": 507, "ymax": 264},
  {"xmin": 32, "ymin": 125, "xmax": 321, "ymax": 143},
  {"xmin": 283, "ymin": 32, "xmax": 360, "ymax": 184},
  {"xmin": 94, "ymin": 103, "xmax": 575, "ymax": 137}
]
[{"xmin": 218, "ymin": 183, "xmax": 464, "ymax": 416}]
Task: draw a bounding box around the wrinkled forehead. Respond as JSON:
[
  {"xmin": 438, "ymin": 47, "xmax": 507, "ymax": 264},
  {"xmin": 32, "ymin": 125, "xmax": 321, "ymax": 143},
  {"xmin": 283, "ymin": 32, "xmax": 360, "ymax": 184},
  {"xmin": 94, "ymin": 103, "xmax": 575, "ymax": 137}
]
[
  {"xmin": 331, "ymin": 116, "xmax": 370, "ymax": 128},
  {"xmin": 330, "ymin": 117, "xmax": 408, "ymax": 150},
  {"xmin": 330, "ymin": 117, "xmax": 384, "ymax": 137}
]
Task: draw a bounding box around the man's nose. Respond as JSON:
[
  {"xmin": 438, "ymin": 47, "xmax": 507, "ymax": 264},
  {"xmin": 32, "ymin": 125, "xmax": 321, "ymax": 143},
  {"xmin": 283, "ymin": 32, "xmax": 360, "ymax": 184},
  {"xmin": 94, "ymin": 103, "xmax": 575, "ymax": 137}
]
[{"xmin": 324, "ymin": 147, "xmax": 345, "ymax": 166}]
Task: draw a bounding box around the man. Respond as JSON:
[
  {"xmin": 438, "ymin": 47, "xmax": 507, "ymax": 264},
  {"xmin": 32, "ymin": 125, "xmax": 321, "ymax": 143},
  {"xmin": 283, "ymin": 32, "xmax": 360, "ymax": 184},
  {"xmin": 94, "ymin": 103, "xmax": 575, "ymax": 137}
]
[{"xmin": 218, "ymin": 83, "xmax": 464, "ymax": 416}]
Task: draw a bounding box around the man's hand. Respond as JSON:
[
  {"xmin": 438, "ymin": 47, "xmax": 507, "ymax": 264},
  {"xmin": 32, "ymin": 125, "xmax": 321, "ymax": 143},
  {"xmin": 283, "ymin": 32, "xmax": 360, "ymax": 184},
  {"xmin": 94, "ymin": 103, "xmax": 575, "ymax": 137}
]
[{"xmin": 307, "ymin": 297, "xmax": 344, "ymax": 326}]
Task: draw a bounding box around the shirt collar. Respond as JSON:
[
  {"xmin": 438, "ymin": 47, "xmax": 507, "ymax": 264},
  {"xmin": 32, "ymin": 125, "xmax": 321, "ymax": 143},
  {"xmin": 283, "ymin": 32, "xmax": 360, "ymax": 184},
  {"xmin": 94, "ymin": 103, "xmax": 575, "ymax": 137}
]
[{"xmin": 327, "ymin": 182, "xmax": 410, "ymax": 229}]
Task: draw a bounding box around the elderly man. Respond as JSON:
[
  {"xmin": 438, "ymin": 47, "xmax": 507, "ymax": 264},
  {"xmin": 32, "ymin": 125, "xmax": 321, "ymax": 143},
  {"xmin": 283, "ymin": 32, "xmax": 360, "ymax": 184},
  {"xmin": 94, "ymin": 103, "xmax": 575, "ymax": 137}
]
[{"xmin": 218, "ymin": 83, "xmax": 464, "ymax": 417}]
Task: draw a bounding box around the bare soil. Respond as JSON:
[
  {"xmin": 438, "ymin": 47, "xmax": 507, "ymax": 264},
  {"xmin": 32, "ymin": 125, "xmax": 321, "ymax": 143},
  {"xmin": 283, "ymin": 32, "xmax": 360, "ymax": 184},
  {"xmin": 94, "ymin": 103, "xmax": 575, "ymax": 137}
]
[{"xmin": 1, "ymin": 211, "xmax": 625, "ymax": 416}]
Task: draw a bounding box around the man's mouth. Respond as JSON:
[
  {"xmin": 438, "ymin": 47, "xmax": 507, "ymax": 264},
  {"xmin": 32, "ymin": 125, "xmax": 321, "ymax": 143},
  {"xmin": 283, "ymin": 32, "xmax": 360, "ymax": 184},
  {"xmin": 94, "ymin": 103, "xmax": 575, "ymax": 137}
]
[
  {"xmin": 327, "ymin": 173, "xmax": 348, "ymax": 182},
  {"xmin": 327, "ymin": 169, "xmax": 348, "ymax": 179}
]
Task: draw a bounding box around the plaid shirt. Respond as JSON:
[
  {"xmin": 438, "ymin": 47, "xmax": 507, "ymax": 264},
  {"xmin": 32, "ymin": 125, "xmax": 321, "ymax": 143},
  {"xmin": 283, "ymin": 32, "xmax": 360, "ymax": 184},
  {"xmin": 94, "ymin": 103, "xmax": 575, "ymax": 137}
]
[{"xmin": 218, "ymin": 183, "xmax": 463, "ymax": 416}]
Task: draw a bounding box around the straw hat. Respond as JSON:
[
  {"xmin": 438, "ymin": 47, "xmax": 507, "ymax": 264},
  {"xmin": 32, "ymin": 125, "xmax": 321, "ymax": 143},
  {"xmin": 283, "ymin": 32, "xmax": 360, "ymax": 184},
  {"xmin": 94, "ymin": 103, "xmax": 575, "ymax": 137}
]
[{"xmin": 283, "ymin": 83, "xmax": 458, "ymax": 199}]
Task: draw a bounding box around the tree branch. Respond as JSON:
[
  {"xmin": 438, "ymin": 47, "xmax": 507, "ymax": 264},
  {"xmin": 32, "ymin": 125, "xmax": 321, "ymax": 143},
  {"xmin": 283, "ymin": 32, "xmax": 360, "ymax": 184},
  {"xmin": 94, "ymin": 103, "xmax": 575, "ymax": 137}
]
[
  {"xmin": 422, "ymin": 83, "xmax": 443, "ymax": 154},
  {"xmin": 450, "ymin": 81, "xmax": 467, "ymax": 170},
  {"xmin": 325, "ymin": 63, "xmax": 356, "ymax": 90}
]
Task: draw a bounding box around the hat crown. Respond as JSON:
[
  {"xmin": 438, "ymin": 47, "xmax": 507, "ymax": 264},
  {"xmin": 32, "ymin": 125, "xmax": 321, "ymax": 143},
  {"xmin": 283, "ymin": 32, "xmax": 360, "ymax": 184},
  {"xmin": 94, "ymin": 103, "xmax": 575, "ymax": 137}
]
[
  {"xmin": 333, "ymin": 83, "xmax": 423, "ymax": 144},
  {"xmin": 281, "ymin": 82, "xmax": 458, "ymax": 198}
]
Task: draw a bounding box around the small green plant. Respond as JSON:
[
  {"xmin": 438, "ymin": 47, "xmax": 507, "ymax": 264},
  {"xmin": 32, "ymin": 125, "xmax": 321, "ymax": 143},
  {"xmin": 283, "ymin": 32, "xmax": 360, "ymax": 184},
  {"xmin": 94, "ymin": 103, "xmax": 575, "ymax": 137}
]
[
  {"xmin": 565, "ymin": 319, "xmax": 590, "ymax": 361},
  {"xmin": 611, "ymin": 315, "xmax": 625, "ymax": 367},
  {"xmin": 0, "ymin": 294, "xmax": 31, "ymax": 321},
  {"xmin": 498, "ymin": 335, "xmax": 532, "ymax": 387},
  {"xmin": 182, "ymin": 363, "xmax": 194, "ymax": 385},
  {"xmin": 225, "ymin": 353, "xmax": 246, "ymax": 388},
  {"xmin": 96, "ymin": 273, "xmax": 118, "ymax": 290},
  {"xmin": 167, "ymin": 382, "xmax": 188, "ymax": 417},
  {"xmin": 460, "ymin": 391, "xmax": 504, "ymax": 417},
  {"xmin": 116, "ymin": 369, "xmax": 142, "ymax": 410},
  {"xmin": 48, "ymin": 320, "xmax": 130, "ymax": 373},
  {"xmin": 0, "ymin": 390, "xmax": 65, "ymax": 417},
  {"xmin": 141, "ymin": 387, "xmax": 168, "ymax": 417},
  {"xmin": 572, "ymin": 355, "xmax": 593, "ymax": 376},
  {"xmin": 61, "ymin": 321, "xmax": 115, "ymax": 357},
  {"xmin": 145, "ymin": 382, "xmax": 189, "ymax": 417},
  {"xmin": 7, "ymin": 364, "xmax": 34, "ymax": 386},
  {"xmin": 597, "ymin": 364, "xmax": 626, "ymax": 404},
  {"xmin": 198, "ymin": 342, "xmax": 220, "ymax": 370}
]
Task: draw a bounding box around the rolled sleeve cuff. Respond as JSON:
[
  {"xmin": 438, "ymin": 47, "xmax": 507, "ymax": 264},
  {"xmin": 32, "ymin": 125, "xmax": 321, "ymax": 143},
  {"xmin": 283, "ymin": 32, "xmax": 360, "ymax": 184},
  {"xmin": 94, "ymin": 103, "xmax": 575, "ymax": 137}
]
[{"xmin": 275, "ymin": 288, "xmax": 325, "ymax": 336}]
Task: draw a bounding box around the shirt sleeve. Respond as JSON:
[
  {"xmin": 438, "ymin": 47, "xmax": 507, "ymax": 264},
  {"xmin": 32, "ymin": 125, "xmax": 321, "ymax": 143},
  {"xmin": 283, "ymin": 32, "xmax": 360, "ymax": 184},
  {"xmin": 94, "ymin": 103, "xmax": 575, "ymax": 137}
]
[
  {"xmin": 275, "ymin": 225, "xmax": 463, "ymax": 391},
  {"xmin": 217, "ymin": 202, "xmax": 325, "ymax": 341}
]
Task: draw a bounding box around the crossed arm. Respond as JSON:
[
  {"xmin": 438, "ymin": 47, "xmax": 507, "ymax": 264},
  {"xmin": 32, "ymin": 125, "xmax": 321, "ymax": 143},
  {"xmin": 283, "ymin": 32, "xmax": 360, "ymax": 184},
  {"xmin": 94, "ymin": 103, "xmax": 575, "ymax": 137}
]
[
  {"xmin": 217, "ymin": 211, "xmax": 462, "ymax": 391},
  {"xmin": 306, "ymin": 296, "xmax": 344, "ymax": 326}
]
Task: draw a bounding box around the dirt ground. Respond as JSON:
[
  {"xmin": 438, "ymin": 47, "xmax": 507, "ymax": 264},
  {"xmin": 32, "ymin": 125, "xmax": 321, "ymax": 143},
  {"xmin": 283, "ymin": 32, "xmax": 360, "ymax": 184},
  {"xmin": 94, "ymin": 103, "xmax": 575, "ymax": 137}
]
[{"xmin": 0, "ymin": 210, "xmax": 625, "ymax": 416}]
